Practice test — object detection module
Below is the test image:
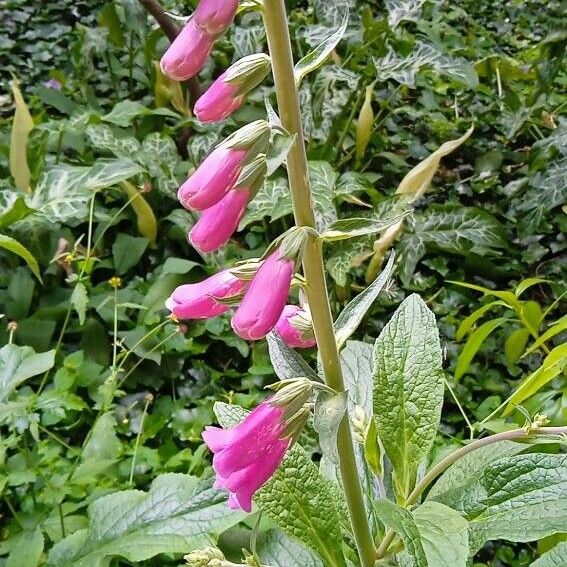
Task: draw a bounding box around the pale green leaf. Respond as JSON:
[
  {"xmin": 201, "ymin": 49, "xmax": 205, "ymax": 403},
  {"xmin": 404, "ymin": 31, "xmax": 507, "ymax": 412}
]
[
  {"xmin": 0, "ymin": 234, "xmax": 41, "ymax": 281},
  {"xmin": 0, "ymin": 189, "xmax": 35, "ymax": 228},
  {"xmin": 294, "ymin": 10, "xmax": 349, "ymax": 85},
  {"xmin": 0, "ymin": 344, "xmax": 55, "ymax": 402},
  {"xmin": 373, "ymin": 294, "xmax": 444, "ymax": 500},
  {"xmin": 435, "ymin": 453, "xmax": 567, "ymax": 554},
  {"xmin": 531, "ymin": 542, "xmax": 567, "ymax": 567},
  {"xmin": 385, "ymin": 0, "xmax": 427, "ymax": 28},
  {"xmin": 523, "ymin": 314, "xmax": 567, "ymax": 357},
  {"xmin": 214, "ymin": 403, "xmax": 346, "ymax": 567},
  {"xmin": 313, "ymin": 391, "xmax": 347, "ymax": 464},
  {"xmin": 374, "ymin": 500, "xmax": 428, "ymax": 566},
  {"xmin": 320, "ymin": 214, "xmax": 405, "ymax": 242},
  {"xmin": 454, "ymin": 318, "xmax": 508, "ymax": 382},
  {"xmin": 334, "ymin": 252, "xmax": 395, "ymax": 349},
  {"xmin": 256, "ymin": 529, "xmax": 324, "ymax": 567},
  {"xmin": 340, "ymin": 340, "xmax": 374, "ymax": 415},
  {"xmin": 47, "ymin": 474, "xmax": 243, "ymax": 567},
  {"xmin": 82, "ymin": 413, "xmax": 120, "ymax": 461},
  {"xmin": 9, "ymin": 80, "xmax": 34, "ymax": 192},
  {"xmin": 85, "ymin": 124, "xmax": 141, "ymax": 157},
  {"xmin": 120, "ymin": 181, "xmax": 158, "ymax": 246},
  {"xmin": 267, "ymin": 332, "xmax": 318, "ymax": 381},
  {"xmin": 355, "ymin": 83, "xmax": 374, "ymax": 161},
  {"xmin": 71, "ymin": 283, "xmax": 89, "ymax": 326},
  {"xmin": 6, "ymin": 528, "xmax": 44, "ymax": 567},
  {"xmin": 428, "ymin": 440, "xmax": 528, "ymax": 501}
]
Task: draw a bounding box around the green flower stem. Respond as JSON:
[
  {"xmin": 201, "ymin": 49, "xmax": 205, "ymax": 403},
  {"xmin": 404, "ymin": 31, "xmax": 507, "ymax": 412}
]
[
  {"xmin": 261, "ymin": 2, "xmax": 376, "ymax": 565},
  {"xmin": 375, "ymin": 425, "xmax": 567, "ymax": 559}
]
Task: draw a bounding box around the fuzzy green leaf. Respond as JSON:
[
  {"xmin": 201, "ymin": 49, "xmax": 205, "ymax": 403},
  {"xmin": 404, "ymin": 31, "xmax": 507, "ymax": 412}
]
[{"xmin": 372, "ymin": 294, "xmax": 444, "ymax": 500}]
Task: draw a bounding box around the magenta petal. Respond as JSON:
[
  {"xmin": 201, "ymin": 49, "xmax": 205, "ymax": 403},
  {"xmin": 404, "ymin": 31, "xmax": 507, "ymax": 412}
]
[
  {"xmin": 202, "ymin": 426, "xmax": 232, "ymax": 452},
  {"xmin": 194, "ymin": 0, "xmax": 239, "ymax": 35},
  {"xmin": 194, "ymin": 74, "xmax": 243, "ymax": 123},
  {"xmin": 274, "ymin": 305, "xmax": 317, "ymax": 348}
]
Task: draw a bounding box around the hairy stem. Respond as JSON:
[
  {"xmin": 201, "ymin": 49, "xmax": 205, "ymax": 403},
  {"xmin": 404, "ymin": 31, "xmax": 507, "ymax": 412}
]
[
  {"xmin": 376, "ymin": 426, "xmax": 567, "ymax": 559},
  {"xmin": 261, "ymin": 2, "xmax": 376, "ymax": 565}
]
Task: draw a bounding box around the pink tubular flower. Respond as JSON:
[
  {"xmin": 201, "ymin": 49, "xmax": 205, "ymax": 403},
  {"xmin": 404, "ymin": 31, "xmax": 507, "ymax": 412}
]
[
  {"xmin": 178, "ymin": 146, "xmax": 247, "ymax": 211},
  {"xmin": 275, "ymin": 305, "xmax": 317, "ymax": 349},
  {"xmin": 232, "ymin": 249, "xmax": 294, "ymax": 340},
  {"xmin": 194, "ymin": 54, "xmax": 271, "ymax": 123},
  {"xmin": 160, "ymin": 19, "xmax": 214, "ymax": 81},
  {"xmin": 194, "ymin": 73, "xmax": 241, "ymax": 122},
  {"xmin": 202, "ymin": 400, "xmax": 290, "ymax": 512},
  {"xmin": 165, "ymin": 269, "xmax": 246, "ymax": 319},
  {"xmin": 189, "ymin": 188, "xmax": 250, "ymax": 253},
  {"xmin": 194, "ymin": 0, "xmax": 239, "ymax": 36}
]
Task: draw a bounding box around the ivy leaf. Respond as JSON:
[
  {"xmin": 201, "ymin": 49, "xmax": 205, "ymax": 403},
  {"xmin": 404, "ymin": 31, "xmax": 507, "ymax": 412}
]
[
  {"xmin": 0, "ymin": 189, "xmax": 35, "ymax": 229},
  {"xmin": 47, "ymin": 474, "xmax": 243, "ymax": 567},
  {"xmin": 385, "ymin": 0, "xmax": 427, "ymax": 28},
  {"xmin": 434, "ymin": 453, "xmax": 567, "ymax": 554},
  {"xmin": 372, "ymin": 294, "xmax": 444, "ymax": 500},
  {"xmin": 320, "ymin": 214, "xmax": 406, "ymax": 242},
  {"xmin": 531, "ymin": 542, "xmax": 567, "ymax": 567},
  {"xmin": 0, "ymin": 344, "xmax": 55, "ymax": 402},
  {"xmin": 214, "ymin": 403, "xmax": 346, "ymax": 567},
  {"xmin": 70, "ymin": 283, "xmax": 89, "ymax": 326},
  {"xmin": 85, "ymin": 124, "xmax": 141, "ymax": 157},
  {"xmin": 294, "ymin": 10, "xmax": 349, "ymax": 85},
  {"xmin": 334, "ymin": 252, "xmax": 395, "ymax": 349},
  {"xmin": 0, "ymin": 234, "xmax": 42, "ymax": 281}
]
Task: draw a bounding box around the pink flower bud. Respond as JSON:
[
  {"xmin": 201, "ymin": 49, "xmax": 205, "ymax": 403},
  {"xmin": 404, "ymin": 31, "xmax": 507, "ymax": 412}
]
[
  {"xmin": 194, "ymin": 54, "xmax": 271, "ymax": 123},
  {"xmin": 189, "ymin": 188, "xmax": 250, "ymax": 253},
  {"xmin": 194, "ymin": 73, "xmax": 242, "ymax": 122},
  {"xmin": 160, "ymin": 19, "xmax": 215, "ymax": 81},
  {"xmin": 165, "ymin": 269, "xmax": 246, "ymax": 319},
  {"xmin": 203, "ymin": 400, "xmax": 290, "ymax": 511},
  {"xmin": 275, "ymin": 305, "xmax": 317, "ymax": 349},
  {"xmin": 194, "ymin": 0, "xmax": 239, "ymax": 36},
  {"xmin": 178, "ymin": 146, "xmax": 247, "ymax": 211},
  {"xmin": 232, "ymin": 249, "xmax": 294, "ymax": 340}
]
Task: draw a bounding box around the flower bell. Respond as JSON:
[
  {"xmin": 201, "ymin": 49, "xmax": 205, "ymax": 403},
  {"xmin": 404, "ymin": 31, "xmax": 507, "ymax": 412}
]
[
  {"xmin": 160, "ymin": 19, "xmax": 215, "ymax": 81},
  {"xmin": 274, "ymin": 305, "xmax": 316, "ymax": 348},
  {"xmin": 203, "ymin": 379, "xmax": 313, "ymax": 512},
  {"xmin": 165, "ymin": 269, "xmax": 246, "ymax": 319},
  {"xmin": 194, "ymin": 53, "xmax": 272, "ymax": 122},
  {"xmin": 178, "ymin": 120, "xmax": 270, "ymax": 211},
  {"xmin": 189, "ymin": 155, "xmax": 267, "ymax": 253},
  {"xmin": 194, "ymin": 0, "xmax": 239, "ymax": 36}
]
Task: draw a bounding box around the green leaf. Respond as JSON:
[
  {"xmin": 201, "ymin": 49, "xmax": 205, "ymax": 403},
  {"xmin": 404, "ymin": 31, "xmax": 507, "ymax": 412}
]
[
  {"xmin": 408, "ymin": 501, "xmax": 469, "ymax": 567},
  {"xmin": 373, "ymin": 294, "xmax": 444, "ymax": 500},
  {"xmin": 0, "ymin": 189, "xmax": 35, "ymax": 229},
  {"xmin": 320, "ymin": 214, "xmax": 405, "ymax": 242},
  {"xmin": 437, "ymin": 453, "xmax": 567, "ymax": 554},
  {"xmin": 6, "ymin": 527, "xmax": 44, "ymax": 567},
  {"xmin": 28, "ymin": 160, "xmax": 143, "ymax": 226},
  {"xmin": 455, "ymin": 301, "xmax": 507, "ymax": 341},
  {"xmin": 9, "ymin": 80, "xmax": 34, "ymax": 192},
  {"xmin": 112, "ymin": 234, "xmax": 149, "ymax": 274},
  {"xmin": 267, "ymin": 332, "xmax": 318, "ymax": 381},
  {"xmin": 505, "ymin": 327, "xmax": 531, "ymax": 365},
  {"xmin": 532, "ymin": 542, "xmax": 567, "ymax": 567},
  {"xmin": 0, "ymin": 234, "xmax": 42, "ymax": 281},
  {"xmin": 375, "ymin": 41, "xmax": 478, "ymax": 88},
  {"xmin": 294, "ymin": 10, "xmax": 349, "ymax": 85},
  {"xmin": 504, "ymin": 343, "xmax": 567, "ymax": 413},
  {"xmin": 256, "ymin": 529, "xmax": 324, "ymax": 567},
  {"xmin": 523, "ymin": 314, "xmax": 567, "ymax": 357},
  {"xmin": 313, "ymin": 391, "xmax": 347, "ymax": 464},
  {"xmin": 340, "ymin": 340, "xmax": 374, "ymax": 414},
  {"xmin": 214, "ymin": 403, "xmax": 346, "ymax": 567},
  {"xmin": 85, "ymin": 124, "xmax": 141, "ymax": 157},
  {"xmin": 449, "ymin": 281, "xmax": 521, "ymax": 310},
  {"xmin": 71, "ymin": 283, "xmax": 89, "ymax": 326},
  {"xmin": 47, "ymin": 474, "xmax": 243, "ymax": 567},
  {"xmin": 374, "ymin": 500, "xmax": 428, "ymax": 566},
  {"xmin": 385, "ymin": 0, "xmax": 427, "ymax": 28},
  {"xmin": 82, "ymin": 413, "xmax": 120, "ymax": 461},
  {"xmin": 101, "ymin": 100, "xmax": 145, "ymax": 127},
  {"xmin": 0, "ymin": 344, "xmax": 55, "ymax": 403},
  {"xmin": 334, "ymin": 252, "xmax": 395, "ymax": 349},
  {"xmin": 428, "ymin": 440, "xmax": 528, "ymax": 501},
  {"xmin": 515, "ymin": 277, "xmax": 552, "ymax": 297},
  {"xmin": 454, "ymin": 318, "xmax": 508, "ymax": 382}
]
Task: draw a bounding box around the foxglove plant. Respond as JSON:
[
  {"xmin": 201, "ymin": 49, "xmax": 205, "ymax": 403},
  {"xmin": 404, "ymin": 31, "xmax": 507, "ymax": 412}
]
[{"xmin": 159, "ymin": 1, "xmax": 567, "ymax": 566}]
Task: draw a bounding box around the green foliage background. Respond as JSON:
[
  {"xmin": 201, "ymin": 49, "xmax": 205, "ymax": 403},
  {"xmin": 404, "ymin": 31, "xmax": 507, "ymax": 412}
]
[{"xmin": 0, "ymin": 0, "xmax": 565, "ymax": 565}]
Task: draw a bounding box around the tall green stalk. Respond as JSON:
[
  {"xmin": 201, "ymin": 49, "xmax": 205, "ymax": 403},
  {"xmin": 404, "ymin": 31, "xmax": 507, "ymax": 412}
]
[{"xmin": 261, "ymin": 2, "xmax": 376, "ymax": 565}]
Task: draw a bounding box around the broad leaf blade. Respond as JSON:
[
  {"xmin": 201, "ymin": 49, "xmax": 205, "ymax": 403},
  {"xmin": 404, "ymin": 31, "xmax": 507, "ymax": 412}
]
[
  {"xmin": 267, "ymin": 332, "xmax": 318, "ymax": 381},
  {"xmin": 372, "ymin": 294, "xmax": 444, "ymax": 500},
  {"xmin": 531, "ymin": 542, "xmax": 567, "ymax": 567},
  {"xmin": 256, "ymin": 529, "xmax": 324, "ymax": 567},
  {"xmin": 334, "ymin": 252, "xmax": 395, "ymax": 349}
]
